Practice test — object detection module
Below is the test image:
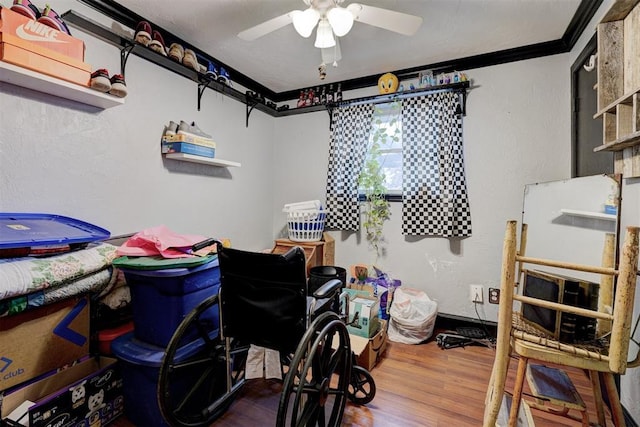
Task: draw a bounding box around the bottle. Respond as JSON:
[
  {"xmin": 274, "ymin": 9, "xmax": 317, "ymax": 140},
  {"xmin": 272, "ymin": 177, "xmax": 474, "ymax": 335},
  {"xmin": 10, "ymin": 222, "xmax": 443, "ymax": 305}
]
[
  {"xmin": 305, "ymin": 88, "xmax": 312, "ymax": 106},
  {"xmin": 335, "ymin": 83, "xmax": 343, "ymax": 102},
  {"xmin": 320, "ymin": 86, "xmax": 327, "ymax": 104},
  {"xmin": 313, "ymin": 87, "xmax": 320, "ymax": 105},
  {"xmin": 326, "ymin": 84, "xmax": 334, "ymax": 103},
  {"xmin": 297, "ymin": 91, "xmax": 305, "ymax": 108}
]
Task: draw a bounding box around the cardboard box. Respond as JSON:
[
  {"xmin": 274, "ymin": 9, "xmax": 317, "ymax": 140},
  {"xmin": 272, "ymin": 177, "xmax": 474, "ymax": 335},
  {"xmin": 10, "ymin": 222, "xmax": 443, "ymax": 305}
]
[
  {"xmin": 1, "ymin": 357, "xmax": 124, "ymax": 427},
  {"xmin": 0, "ymin": 7, "xmax": 84, "ymax": 60},
  {"xmin": 0, "ymin": 296, "xmax": 90, "ymax": 391},
  {"xmin": 0, "ymin": 32, "xmax": 90, "ymax": 86},
  {"xmin": 347, "ymin": 294, "xmax": 380, "ymax": 338},
  {"xmin": 161, "ymin": 141, "xmax": 216, "ymax": 158},
  {"xmin": 162, "ymin": 134, "xmax": 217, "ymax": 148},
  {"xmin": 350, "ymin": 320, "xmax": 388, "ymax": 371}
]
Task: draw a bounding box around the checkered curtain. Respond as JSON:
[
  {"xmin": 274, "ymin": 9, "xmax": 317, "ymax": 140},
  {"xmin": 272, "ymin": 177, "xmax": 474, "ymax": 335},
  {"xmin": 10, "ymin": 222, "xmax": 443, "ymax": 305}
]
[
  {"xmin": 401, "ymin": 92, "xmax": 472, "ymax": 237},
  {"xmin": 325, "ymin": 103, "xmax": 375, "ymax": 230}
]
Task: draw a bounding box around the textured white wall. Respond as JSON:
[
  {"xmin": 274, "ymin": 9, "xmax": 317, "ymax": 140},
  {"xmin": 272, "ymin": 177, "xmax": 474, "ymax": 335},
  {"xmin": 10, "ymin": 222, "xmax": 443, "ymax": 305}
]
[
  {"xmin": 273, "ymin": 53, "xmax": 572, "ymax": 320},
  {"xmin": 0, "ymin": 1, "xmax": 276, "ymax": 251}
]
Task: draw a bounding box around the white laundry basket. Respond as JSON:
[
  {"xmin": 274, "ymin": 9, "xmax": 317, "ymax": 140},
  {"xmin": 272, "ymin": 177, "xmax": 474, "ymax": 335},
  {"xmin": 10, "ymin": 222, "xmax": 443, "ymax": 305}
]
[{"xmin": 286, "ymin": 209, "xmax": 326, "ymax": 242}]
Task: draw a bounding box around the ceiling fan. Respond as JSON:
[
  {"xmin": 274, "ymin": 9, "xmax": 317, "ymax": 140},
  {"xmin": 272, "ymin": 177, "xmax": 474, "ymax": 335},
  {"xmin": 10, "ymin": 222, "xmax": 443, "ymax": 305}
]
[{"xmin": 237, "ymin": 0, "xmax": 423, "ymax": 48}]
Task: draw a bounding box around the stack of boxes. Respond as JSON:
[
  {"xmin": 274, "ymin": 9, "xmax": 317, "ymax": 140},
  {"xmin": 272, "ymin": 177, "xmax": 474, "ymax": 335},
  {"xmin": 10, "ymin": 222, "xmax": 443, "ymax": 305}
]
[
  {"xmin": 161, "ymin": 133, "xmax": 217, "ymax": 158},
  {"xmin": 110, "ymin": 255, "xmax": 221, "ymax": 426},
  {"xmin": 0, "ymin": 7, "xmax": 90, "ymax": 86}
]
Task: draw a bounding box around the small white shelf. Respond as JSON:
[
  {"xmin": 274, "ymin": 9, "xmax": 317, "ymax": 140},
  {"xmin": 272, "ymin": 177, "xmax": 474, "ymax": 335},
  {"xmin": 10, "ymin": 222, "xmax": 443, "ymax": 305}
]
[
  {"xmin": 560, "ymin": 208, "xmax": 616, "ymax": 221},
  {"xmin": 0, "ymin": 61, "xmax": 124, "ymax": 109},
  {"xmin": 165, "ymin": 153, "xmax": 241, "ymax": 167}
]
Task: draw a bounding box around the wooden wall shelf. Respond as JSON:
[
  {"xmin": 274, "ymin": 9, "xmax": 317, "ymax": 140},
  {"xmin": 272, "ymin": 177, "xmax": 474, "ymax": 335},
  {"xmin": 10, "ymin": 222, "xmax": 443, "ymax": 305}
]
[
  {"xmin": 0, "ymin": 61, "xmax": 124, "ymax": 109},
  {"xmin": 164, "ymin": 153, "xmax": 241, "ymax": 167}
]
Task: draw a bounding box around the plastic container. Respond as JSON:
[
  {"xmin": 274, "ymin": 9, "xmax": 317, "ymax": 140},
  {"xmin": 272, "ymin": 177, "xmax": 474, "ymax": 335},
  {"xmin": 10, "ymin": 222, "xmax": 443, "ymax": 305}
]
[
  {"xmin": 286, "ymin": 209, "xmax": 326, "ymax": 242},
  {"xmin": 119, "ymin": 258, "xmax": 220, "ymax": 347},
  {"xmin": 111, "ymin": 332, "xmax": 217, "ymax": 427},
  {"xmin": 97, "ymin": 321, "xmax": 134, "ymax": 355}
]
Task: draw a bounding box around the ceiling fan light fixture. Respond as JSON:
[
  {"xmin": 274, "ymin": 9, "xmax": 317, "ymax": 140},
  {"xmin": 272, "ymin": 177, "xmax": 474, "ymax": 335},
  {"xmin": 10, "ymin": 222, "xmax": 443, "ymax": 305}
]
[
  {"xmin": 314, "ymin": 19, "xmax": 336, "ymax": 48},
  {"xmin": 291, "ymin": 7, "xmax": 320, "ymax": 38},
  {"xmin": 327, "ymin": 6, "xmax": 354, "ymax": 37}
]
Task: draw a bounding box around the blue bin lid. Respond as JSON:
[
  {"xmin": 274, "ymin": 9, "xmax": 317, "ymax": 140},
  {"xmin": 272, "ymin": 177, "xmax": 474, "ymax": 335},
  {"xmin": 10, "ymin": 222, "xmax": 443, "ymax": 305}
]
[
  {"xmin": 118, "ymin": 256, "xmax": 219, "ymax": 277},
  {"xmin": 0, "ymin": 213, "xmax": 110, "ymax": 248},
  {"xmin": 111, "ymin": 331, "xmax": 218, "ymax": 367}
]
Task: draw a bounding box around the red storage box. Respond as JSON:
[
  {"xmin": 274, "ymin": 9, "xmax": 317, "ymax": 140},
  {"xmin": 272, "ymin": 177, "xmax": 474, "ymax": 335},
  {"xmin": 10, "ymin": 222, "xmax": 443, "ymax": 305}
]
[{"xmin": 98, "ymin": 321, "xmax": 134, "ymax": 355}]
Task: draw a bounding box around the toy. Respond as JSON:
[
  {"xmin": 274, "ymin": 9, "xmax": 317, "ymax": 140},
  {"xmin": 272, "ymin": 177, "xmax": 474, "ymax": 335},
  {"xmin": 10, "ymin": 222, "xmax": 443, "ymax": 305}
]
[{"xmin": 378, "ymin": 72, "xmax": 398, "ymax": 94}]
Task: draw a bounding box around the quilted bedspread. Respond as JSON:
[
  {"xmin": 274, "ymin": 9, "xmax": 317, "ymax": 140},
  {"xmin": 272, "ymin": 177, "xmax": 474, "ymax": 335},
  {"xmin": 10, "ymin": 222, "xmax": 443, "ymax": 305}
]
[{"xmin": 0, "ymin": 242, "xmax": 118, "ymax": 315}]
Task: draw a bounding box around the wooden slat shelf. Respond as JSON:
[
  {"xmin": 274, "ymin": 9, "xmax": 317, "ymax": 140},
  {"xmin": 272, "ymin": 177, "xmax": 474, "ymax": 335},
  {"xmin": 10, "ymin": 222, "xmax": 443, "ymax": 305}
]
[
  {"xmin": 593, "ymin": 86, "xmax": 640, "ymax": 119},
  {"xmin": 594, "ymin": 129, "xmax": 640, "ymax": 152}
]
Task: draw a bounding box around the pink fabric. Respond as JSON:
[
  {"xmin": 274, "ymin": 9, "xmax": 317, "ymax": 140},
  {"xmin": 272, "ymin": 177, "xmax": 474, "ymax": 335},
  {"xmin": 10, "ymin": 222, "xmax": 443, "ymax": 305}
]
[{"xmin": 116, "ymin": 225, "xmax": 207, "ymax": 258}]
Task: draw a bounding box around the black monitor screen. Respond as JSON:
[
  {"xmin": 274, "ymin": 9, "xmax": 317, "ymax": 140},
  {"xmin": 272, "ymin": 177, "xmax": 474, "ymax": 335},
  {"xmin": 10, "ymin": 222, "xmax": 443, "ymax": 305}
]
[{"xmin": 522, "ymin": 272, "xmax": 560, "ymax": 335}]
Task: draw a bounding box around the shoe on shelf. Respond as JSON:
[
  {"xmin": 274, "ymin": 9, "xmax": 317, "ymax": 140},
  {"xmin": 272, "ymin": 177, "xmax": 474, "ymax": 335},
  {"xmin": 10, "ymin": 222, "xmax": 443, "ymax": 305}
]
[
  {"xmin": 37, "ymin": 4, "xmax": 71, "ymax": 35},
  {"xmin": 217, "ymin": 66, "xmax": 231, "ymax": 86},
  {"xmin": 177, "ymin": 121, "xmax": 212, "ymax": 140},
  {"xmin": 148, "ymin": 30, "xmax": 167, "ymax": 56},
  {"xmin": 11, "ymin": 0, "xmax": 41, "ymax": 20},
  {"xmin": 108, "ymin": 74, "xmax": 127, "ymax": 98},
  {"xmin": 168, "ymin": 43, "xmax": 184, "ymax": 63},
  {"xmin": 90, "ymin": 69, "xmax": 111, "ymax": 93},
  {"xmin": 203, "ymin": 60, "xmax": 218, "ymax": 80},
  {"xmin": 164, "ymin": 121, "xmax": 178, "ymax": 136},
  {"xmin": 134, "ymin": 21, "xmax": 152, "ymax": 46},
  {"xmin": 182, "ymin": 48, "xmax": 199, "ymax": 71}
]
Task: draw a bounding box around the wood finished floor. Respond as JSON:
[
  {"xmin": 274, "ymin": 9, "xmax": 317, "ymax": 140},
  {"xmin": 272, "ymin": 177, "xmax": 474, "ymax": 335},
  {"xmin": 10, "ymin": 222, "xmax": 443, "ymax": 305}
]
[{"xmin": 111, "ymin": 335, "xmax": 614, "ymax": 426}]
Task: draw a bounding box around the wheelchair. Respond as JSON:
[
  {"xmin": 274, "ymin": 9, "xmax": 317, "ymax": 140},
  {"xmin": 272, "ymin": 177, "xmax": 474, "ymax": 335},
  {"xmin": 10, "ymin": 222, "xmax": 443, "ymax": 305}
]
[{"xmin": 157, "ymin": 243, "xmax": 376, "ymax": 427}]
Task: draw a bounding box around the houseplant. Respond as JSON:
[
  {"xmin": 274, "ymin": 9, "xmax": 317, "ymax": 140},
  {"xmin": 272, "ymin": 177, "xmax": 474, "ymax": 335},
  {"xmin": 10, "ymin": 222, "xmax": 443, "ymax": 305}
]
[{"xmin": 358, "ymin": 106, "xmax": 397, "ymax": 257}]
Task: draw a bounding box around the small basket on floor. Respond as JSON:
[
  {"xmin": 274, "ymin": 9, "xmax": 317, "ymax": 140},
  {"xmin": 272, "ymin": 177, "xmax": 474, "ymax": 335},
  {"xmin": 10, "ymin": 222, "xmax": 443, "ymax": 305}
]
[{"xmin": 286, "ymin": 209, "xmax": 326, "ymax": 242}]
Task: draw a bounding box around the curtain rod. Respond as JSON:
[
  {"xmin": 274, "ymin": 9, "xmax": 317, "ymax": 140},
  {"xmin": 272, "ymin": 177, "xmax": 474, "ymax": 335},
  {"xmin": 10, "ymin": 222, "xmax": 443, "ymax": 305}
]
[{"xmin": 333, "ymin": 81, "xmax": 470, "ymax": 108}]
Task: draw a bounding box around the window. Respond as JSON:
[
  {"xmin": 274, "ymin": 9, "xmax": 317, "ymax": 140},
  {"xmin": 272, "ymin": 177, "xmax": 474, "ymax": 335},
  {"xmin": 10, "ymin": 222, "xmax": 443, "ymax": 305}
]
[{"xmin": 359, "ymin": 102, "xmax": 403, "ymax": 197}]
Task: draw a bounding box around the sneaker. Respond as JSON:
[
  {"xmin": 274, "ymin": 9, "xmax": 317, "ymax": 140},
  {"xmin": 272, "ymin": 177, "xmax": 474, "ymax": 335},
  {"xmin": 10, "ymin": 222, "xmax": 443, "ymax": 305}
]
[
  {"xmin": 148, "ymin": 30, "xmax": 167, "ymax": 56},
  {"xmin": 217, "ymin": 66, "xmax": 231, "ymax": 86},
  {"xmin": 164, "ymin": 121, "xmax": 178, "ymax": 136},
  {"xmin": 11, "ymin": 0, "xmax": 41, "ymax": 20},
  {"xmin": 182, "ymin": 48, "xmax": 198, "ymax": 71},
  {"xmin": 168, "ymin": 43, "xmax": 184, "ymax": 63},
  {"xmin": 90, "ymin": 69, "xmax": 111, "ymax": 92},
  {"xmin": 177, "ymin": 121, "xmax": 212, "ymax": 140},
  {"xmin": 134, "ymin": 21, "xmax": 152, "ymax": 46},
  {"xmin": 37, "ymin": 4, "xmax": 71, "ymax": 35},
  {"xmin": 203, "ymin": 60, "xmax": 218, "ymax": 80},
  {"xmin": 108, "ymin": 74, "xmax": 127, "ymax": 98}
]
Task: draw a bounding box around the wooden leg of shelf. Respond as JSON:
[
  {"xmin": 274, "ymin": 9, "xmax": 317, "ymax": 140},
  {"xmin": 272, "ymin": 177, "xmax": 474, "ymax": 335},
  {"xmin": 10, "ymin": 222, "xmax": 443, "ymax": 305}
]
[{"xmin": 508, "ymin": 356, "xmax": 528, "ymax": 427}]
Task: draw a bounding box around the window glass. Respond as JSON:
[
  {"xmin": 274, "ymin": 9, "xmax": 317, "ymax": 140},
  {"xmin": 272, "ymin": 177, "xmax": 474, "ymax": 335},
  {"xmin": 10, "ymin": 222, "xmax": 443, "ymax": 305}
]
[{"xmin": 361, "ymin": 102, "xmax": 402, "ymax": 195}]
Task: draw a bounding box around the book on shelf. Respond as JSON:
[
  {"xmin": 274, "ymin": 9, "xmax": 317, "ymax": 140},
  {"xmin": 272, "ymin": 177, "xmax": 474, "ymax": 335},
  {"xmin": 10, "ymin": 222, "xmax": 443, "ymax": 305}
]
[
  {"xmin": 162, "ymin": 133, "xmax": 216, "ymax": 148},
  {"xmin": 161, "ymin": 141, "xmax": 215, "ymax": 158}
]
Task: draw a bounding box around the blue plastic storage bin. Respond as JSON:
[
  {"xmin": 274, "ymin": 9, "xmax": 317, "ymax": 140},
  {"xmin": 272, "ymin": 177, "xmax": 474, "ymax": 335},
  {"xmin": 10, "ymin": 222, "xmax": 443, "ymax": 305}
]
[
  {"xmin": 120, "ymin": 258, "xmax": 220, "ymax": 347},
  {"xmin": 111, "ymin": 332, "xmax": 217, "ymax": 427}
]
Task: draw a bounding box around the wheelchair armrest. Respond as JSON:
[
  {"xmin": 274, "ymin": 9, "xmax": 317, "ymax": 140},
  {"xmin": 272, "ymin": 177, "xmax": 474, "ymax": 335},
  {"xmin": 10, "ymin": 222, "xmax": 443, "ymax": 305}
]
[{"xmin": 312, "ymin": 278, "xmax": 343, "ymax": 299}]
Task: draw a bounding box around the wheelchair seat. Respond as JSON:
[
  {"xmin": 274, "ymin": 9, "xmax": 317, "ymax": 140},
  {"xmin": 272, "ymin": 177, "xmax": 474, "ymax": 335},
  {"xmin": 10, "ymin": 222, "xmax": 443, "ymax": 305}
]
[{"xmin": 157, "ymin": 243, "xmax": 356, "ymax": 427}]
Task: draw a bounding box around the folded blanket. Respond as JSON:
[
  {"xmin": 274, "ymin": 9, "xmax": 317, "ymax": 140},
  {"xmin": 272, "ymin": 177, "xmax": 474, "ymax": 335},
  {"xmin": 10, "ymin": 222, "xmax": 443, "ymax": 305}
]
[{"xmin": 0, "ymin": 242, "xmax": 118, "ymax": 301}]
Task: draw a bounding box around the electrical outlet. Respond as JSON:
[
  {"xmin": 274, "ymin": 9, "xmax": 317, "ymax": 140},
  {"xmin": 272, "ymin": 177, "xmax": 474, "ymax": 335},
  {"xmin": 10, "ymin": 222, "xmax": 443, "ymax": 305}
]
[
  {"xmin": 470, "ymin": 284, "xmax": 483, "ymax": 303},
  {"xmin": 489, "ymin": 288, "xmax": 500, "ymax": 304}
]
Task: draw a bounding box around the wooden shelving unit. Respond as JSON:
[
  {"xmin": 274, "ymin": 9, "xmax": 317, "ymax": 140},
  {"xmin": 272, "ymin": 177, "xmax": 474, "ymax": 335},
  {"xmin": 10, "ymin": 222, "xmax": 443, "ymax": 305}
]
[
  {"xmin": 164, "ymin": 153, "xmax": 241, "ymax": 167},
  {"xmin": 594, "ymin": 0, "xmax": 640, "ymax": 176},
  {"xmin": 0, "ymin": 61, "xmax": 124, "ymax": 109}
]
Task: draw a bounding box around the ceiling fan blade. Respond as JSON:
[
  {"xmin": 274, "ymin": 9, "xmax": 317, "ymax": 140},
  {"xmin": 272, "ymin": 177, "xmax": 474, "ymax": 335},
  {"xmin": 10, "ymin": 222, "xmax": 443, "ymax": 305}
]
[
  {"xmin": 238, "ymin": 12, "xmax": 294, "ymax": 41},
  {"xmin": 347, "ymin": 3, "xmax": 423, "ymax": 36}
]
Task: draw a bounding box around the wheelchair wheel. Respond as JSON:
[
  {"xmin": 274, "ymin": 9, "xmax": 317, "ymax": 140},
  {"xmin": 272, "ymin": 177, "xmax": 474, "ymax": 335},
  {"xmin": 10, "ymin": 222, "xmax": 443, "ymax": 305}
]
[
  {"xmin": 348, "ymin": 365, "xmax": 376, "ymax": 405},
  {"xmin": 158, "ymin": 294, "xmax": 248, "ymax": 427},
  {"xmin": 277, "ymin": 311, "xmax": 352, "ymax": 427}
]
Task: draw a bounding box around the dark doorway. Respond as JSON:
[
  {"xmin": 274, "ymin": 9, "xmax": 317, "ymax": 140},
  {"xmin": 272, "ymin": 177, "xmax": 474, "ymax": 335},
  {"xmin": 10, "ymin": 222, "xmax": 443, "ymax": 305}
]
[{"xmin": 572, "ymin": 34, "xmax": 612, "ymax": 177}]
